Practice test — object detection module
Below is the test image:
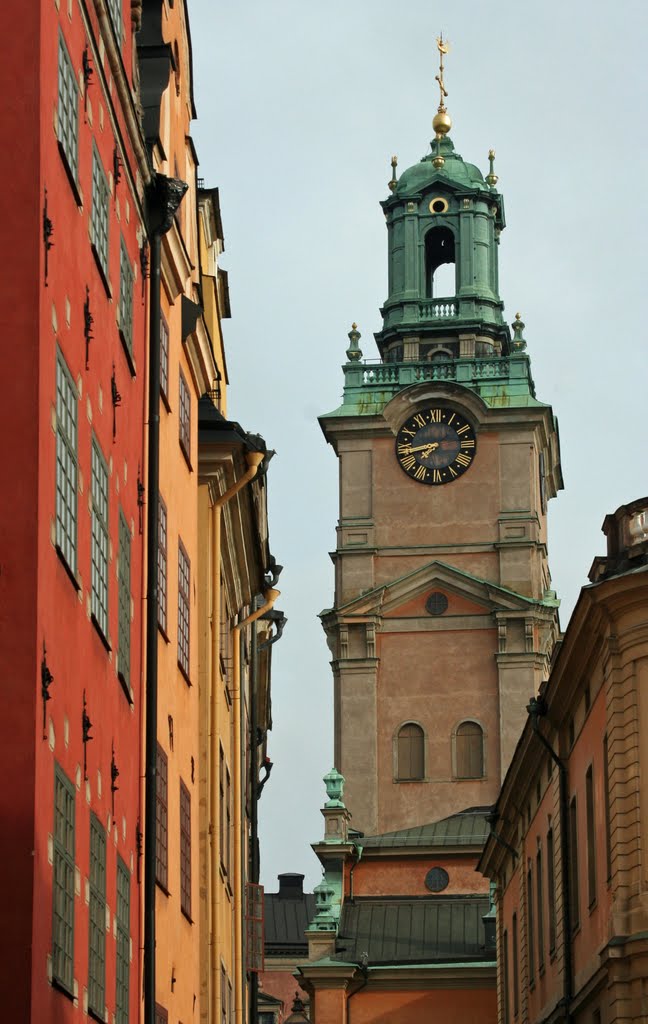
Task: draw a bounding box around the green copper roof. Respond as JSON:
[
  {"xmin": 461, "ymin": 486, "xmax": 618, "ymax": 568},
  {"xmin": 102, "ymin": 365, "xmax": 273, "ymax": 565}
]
[
  {"xmin": 395, "ymin": 136, "xmax": 488, "ymax": 196},
  {"xmin": 361, "ymin": 807, "xmax": 491, "ymax": 850}
]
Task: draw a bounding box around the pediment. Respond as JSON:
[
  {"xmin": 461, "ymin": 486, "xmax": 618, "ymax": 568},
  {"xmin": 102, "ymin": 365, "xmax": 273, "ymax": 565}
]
[{"xmin": 331, "ymin": 560, "xmax": 538, "ymax": 621}]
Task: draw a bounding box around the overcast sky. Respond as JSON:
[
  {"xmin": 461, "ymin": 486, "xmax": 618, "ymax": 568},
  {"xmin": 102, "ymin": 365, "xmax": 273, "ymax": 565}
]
[{"xmin": 189, "ymin": 0, "xmax": 648, "ymax": 890}]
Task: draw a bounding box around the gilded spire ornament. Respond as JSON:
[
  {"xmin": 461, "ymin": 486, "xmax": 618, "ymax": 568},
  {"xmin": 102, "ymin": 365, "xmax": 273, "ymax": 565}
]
[
  {"xmin": 433, "ymin": 34, "xmax": 452, "ymax": 139},
  {"xmin": 388, "ymin": 155, "xmax": 398, "ymax": 193},
  {"xmin": 486, "ymin": 149, "xmax": 499, "ymax": 187}
]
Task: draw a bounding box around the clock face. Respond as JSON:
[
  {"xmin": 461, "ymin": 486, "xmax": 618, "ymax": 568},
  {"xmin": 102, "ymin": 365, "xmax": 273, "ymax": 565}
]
[{"xmin": 395, "ymin": 407, "xmax": 477, "ymax": 485}]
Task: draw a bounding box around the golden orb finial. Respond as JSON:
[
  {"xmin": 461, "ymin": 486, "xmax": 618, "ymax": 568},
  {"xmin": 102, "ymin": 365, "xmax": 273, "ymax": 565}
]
[
  {"xmin": 486, "ymin": 149, "xmax": 498, "ymax": 187},
  {"xmin": 433, "ymin": 35, "xmax": 452, "ymax": 138}
]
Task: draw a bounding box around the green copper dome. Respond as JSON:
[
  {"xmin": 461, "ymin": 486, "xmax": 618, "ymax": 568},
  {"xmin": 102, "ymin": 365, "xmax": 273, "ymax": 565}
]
[{"xmin": 395, "ymin": 136, "xmax": 487, "ymax": 196}]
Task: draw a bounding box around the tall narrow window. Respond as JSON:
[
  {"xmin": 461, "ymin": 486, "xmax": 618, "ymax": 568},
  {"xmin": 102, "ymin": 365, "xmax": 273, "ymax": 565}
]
[
  {"xmin": 179, "ymin": 369, "xmax": 191, "ymax": 464},
  {"xmin": 219, "ymin": 747, "xmax": 226, "ymax": 873},
  {"xmin": 88, "ymin": 814, "xmax": 106, "ymax": 1019},
  {"xmin": 118, "ymin": 511, "xmax": 131, "ymax": 691},
  {"xmin": 56, "ymin": 350, "xmax": 78, "ymax": 574},
  {"xmin": 502, "ymin": 929, "xmax": 510, "ymax": 1024},
  {"xmin": 456, "ymin": 721, "xmax": 484, "ymax": 779},
  {"xmin": 57, "ymin": 33, "xmax": 78, "ymax": 182},
  {"xmin": 155, "ymin": 1005, "xmax": 168, "ymax": 1024},
  {"xmin": 527, "ymin": 865, "xmax": 535, "ymax": 987},
  {"xmin": 536, "ymin": 845, "xmax": 544, "ymax": 971},
  {"xmin": 91, "ymin": 439, "xmax": 109, "ymax": 639},
  {"xmin": 397, "ymin": 723, "xmax": 424, "ymax": 781},
  {"xmin": 180, "ymin": 780, "xmax": 192, "ymax": 919},
  {"xmin": 159, "ymin": 314, "xmax": 169, "ymax": 405},
  {"xmin": 178, "ymin": 540, "xmax": 190, "ymax": 679},
  {"xmin": 586, "ymin": 765, "xmax": 597, "ymax": 907},
  {"xmin": 157, "ymin": 496, "xmax": 167, "ymax": 633},
  {"xmin": 106, "ymin": 0, "xmax": 122, "ymax": 41},
  {"xmin": 115, "ymin": 857, "xmax": 130, "ymax": 1024},
  {"xmin": 119, "ymin": 237, "xmax": 134, "ymax": 362},
  {"xmin": 512, "ymin": 912, "xmax": 519, "ymax": 1017},
  {"xmin": 52, "ymin": 764, "xmax": 75, "ymax": 993},
  {"xmin": 221, "ymin": 967, "xmax": 228, "ymax": 1024},
  {"xmin": 547, "ymin": 827, "xmax": 556, "ymax": 953},
  {"xmin": 569, "ymin": 796, "xmax": 580, "ymax": 929},
  {"xmin": 91, "ymin": 147, "xmax": 110, "ymax": 279},
  {"xmin": 155, "ymin": 744, "xmax": 168, "ymax": 889},
  {"xmin": 604, "ymin": 734, "xmax": 611, "ymax": 881}
]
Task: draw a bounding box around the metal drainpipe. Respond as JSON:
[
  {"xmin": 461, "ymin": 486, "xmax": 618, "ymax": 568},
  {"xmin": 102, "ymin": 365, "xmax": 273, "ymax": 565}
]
[
  {"xmin": 232, "ymin": 589, "xmax": 280, "ymax": 1024},
  {"xmin": 143, "ymin": 173, "xmax": 187, "ymax": 1024},
  {"xmin": 527, "ymin": 697, "xmax": 573, "ymax": 1024},
  {"xmin": 249, "ymin": 609, "xmax": 286, "ymax": 1024},
  {"xmin": 209, "ymin": 451, "xmax": 264, "ymax": 1024}
]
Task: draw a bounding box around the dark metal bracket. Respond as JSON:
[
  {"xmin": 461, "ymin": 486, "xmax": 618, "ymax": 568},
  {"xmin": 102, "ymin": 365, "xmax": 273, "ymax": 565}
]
[
  {"xmin": 137, "ymin": 464, "xmax": 145, "ymax": 535},
  {"xmin": 111, "ymin": 364, "xmax": 122, "ymax": 441},
  {"xmin": 82, "ymin": 47, "xmax": 93, "ymax": 119},
  {"xmin": 113, "ymin": 146, "xmax": 122, "ymax": 190},
  {"xmin": 84, "ymin": 285, "xmax": 94, "ymax": 369},
  {"xmin": 111, "ymin": 742, "xmax": 120, "ymax": 814},
  {"xmin": 41, "ymin": 642, "xmax": 54, "ymax": 739},
  {"xmin": 139, "ymin": 243, "xmax": 149, "ymax": 298},
  {"xmin": 82, "ymin": 689, "xmax": 93, "ymax": 780},
  {"xmin": 43, "ymin": 189, "xmax": 54, "ymax": 287}
]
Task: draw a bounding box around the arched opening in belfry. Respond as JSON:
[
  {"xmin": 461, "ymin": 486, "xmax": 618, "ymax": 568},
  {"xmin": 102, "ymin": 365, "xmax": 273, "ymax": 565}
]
[{"xmin": 425, "ymin": 226, "xmax": 456, "ymax": 298}]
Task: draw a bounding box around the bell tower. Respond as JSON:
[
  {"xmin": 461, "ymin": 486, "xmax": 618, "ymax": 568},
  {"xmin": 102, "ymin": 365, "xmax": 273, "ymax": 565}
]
[{"xmin": 320, "ymin": 40, "xmax": 563, "ymax": 837}]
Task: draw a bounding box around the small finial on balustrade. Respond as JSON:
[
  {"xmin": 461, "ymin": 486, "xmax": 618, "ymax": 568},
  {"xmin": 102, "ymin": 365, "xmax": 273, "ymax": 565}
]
[
  {"xmin": 346, "ymin": 323, "xmax": 363, "ymax": 362},
  {"xmin": 388, "ymin": 155, "xmax": 398, "ymax": 193},
  {"xmin": 512, "ymin": 312, "xmax": 527, "ymax": 351},
  {"xmin": 486, "ymin": 149, "xmax": 498, "ymax": 187}
]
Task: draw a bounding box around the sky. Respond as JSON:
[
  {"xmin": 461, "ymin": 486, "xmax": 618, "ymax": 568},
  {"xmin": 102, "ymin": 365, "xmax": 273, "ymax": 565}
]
[{"xmin": 189, "ymin": 0, "xmax": 648, "ymax": 890}]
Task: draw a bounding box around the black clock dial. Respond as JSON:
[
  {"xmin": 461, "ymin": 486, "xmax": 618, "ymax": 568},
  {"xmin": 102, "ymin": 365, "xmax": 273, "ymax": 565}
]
[{"xmin": 395, "ymin": 407, "xmax": 477, "ymax": 485}]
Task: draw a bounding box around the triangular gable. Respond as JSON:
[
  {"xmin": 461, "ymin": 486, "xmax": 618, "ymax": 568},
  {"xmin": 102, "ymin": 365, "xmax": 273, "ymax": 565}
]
[{"xmin": 328, "ymin": 560, "xmax": 539, "ymax": 621}]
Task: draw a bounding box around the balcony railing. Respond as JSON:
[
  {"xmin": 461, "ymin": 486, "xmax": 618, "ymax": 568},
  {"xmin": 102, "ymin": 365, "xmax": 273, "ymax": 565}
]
[
  {"xmin": 356, "ymin": 357, "xmax": 510, "ymax": 388},
  {"xmin": 420, "ymin": 298, "xmax": 457, "ymax": 319}
]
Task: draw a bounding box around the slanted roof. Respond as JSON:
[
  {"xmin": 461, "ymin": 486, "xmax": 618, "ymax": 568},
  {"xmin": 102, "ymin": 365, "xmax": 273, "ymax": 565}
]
[
  {"xmin": 360, "ymin": 807, "xmax": 491, "ymax": 850},
  {"xmin": 264, "ymin": 890, "xmax": 316, "ymax": 957},
  {"xmin": 334, "ymin": 895, "xmax": 492, "ymax": 965}
]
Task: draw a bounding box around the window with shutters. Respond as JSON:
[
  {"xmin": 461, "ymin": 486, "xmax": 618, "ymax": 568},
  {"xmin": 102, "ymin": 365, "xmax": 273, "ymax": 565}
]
[
  {"xmin": 118, "ymin": 510, "xmax": 131, "ymax": 691},
  {"xmin": 91, "ymin": 147, "xmax": 110, "ymax": 281},
  {"xmin": 512, "ymin": 912, "xmax": 519, "ymax": 1017},
  {"xmin": 396, "ymin": 722, "xmax": 424, "ymax": 781},
  {"xmin": 88, "ymin": 814, "xmax": 106, "ymax": 1019},
  {"xmin": 536, "ymin": 844, "xmax": 544, "ymax": 971},
  {"xmin": 219, "ymin": 748, "xmax": 231, "ymax": 877},
  {"xmin": 527, "ymin": 865, "xmax": 535, "ymax": 987},
  {"xmin": 586, "ymin": 765, "xmax": 597, "ymax": 907},
  {"xmin": 180, "ymin": 780, "xmax": 192, "ymax": 919},
  {"xmin": 91, "ymin": 438, "xmax": 109, "ymax": 640},
  {"xmin": 116, "ymin": 857, "xmax": 130, "ymax": 1024},
  {"xmin": 119, "ymin": 237, "xmax": 134, "ymax": 363},
  {"xmin": 547, "ymin": 827, "xmax": 556, "ymax": 953},
  {"xmin": 56, "ymin": 349, "xmax": 78, "ymax": 575},
  {"xmin": 52, "ymin": 765, "xmax": 75, "ymax": 994},
  {"xmin": 157, "ymin": 496, "xmax": 168, "ymax": 634},
  {"xmin": 57, "ymin": 33, "xmax": 78, "ymax": 183},
  {"xmin": 455, "ymin": 720, "xmax": 484, "ymax": 779},
  {"xmin": 179, "ymin": 369, "xmax": 191, "ymax": 465},
  {"xmin": 569, "ymin": 796, "xmax": 580, "ymax": 930},
  {"xmin": 160, "ymin": 314, "xmax": 169, "ymax": 406},
  {"xmin": 156, "ymin": 744, "xmax": 168, "ymax": 890},
  {"xmin": 178, "ymin": 540, "xmax": 190, "ymax": 680}
]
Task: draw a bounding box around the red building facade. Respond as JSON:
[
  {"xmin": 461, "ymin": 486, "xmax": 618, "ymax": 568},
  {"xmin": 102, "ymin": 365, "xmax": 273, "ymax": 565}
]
[{"xmin": 1, "ymin": 2, "xmax": 148, "ymax": 1020}]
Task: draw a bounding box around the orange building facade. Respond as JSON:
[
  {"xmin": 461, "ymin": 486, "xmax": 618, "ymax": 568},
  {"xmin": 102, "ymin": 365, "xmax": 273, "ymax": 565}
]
[{"xmin": 479, "ymin": 498, "xmax": 648, "ymax": 1024}]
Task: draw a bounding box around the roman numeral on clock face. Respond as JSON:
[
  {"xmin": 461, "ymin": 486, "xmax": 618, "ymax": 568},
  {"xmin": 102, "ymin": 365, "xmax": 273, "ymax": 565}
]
[
  {"xmin": 455, "ymin": 452, "xmax": 472, "ymax": 467},
  {"xmin": 401, "ymin": 454, "xmax": 417, "ymax": 471},
  {"xmin": 395, "ymin": 406, "xmax": 477, "ymax": 485},
  {"xmin": 414, "ymin": 465, "xmax": 427, "ymax": 481}
]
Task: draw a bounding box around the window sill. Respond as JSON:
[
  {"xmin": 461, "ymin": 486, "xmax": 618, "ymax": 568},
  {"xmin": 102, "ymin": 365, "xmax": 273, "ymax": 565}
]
[
  {"xmin": 180, "ymin": 439, "xmax": 193, "ymax": 472},
  {"xmin": 91, "ymin": 243, "xmax": 112, "ymax": 298},
  {"xmin": 178, "ymin": 662, "xmax": 192, "ymax": 687},
  {"xmin": 158, "ymin": 621, "xmax": 170, "ymax": 644},
  {"xmin": 588, "ymin": 897, "xmax": 598, "ymax": 914},
  {"xmin": 118, "ymin": 671, "xmax": 133, "ymax": 705},
  {"xmin": 55, "ymin": 545, "xmax": 81, "ymax": 591},
  {"xmin": 119, "ymin": 328, "xmax": 136, "ymax": 377},
  {"xmin": 52, "ymin": 975, "xmax": 75, "ymax": 1000},
  {"xmin": 394, "ymin": 777, "xmax": 427, "ymax": 784},
  {"xmin": 58, "ymin": 142, "xmax": 83, "ymax": 207},
  {"xmin": 89, "ymin": 1006, "xmax": 105, "ymax": 1023},
  {"xmin": 91, "ymin": 613, "xmax": 112, "ymax": 652},
  {"xmin": 160, "ymin": 389, "xmax": 171, "ymax": 413},
  {"xmin": 181, "ymin": 907, "xmax": 193, "ymax": 925},
  {"xmin": 155, "ymin": 878, "xmax": 170, "ymax": 897}
]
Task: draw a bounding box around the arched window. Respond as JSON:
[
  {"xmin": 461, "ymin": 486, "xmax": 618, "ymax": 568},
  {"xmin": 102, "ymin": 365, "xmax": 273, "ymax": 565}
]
[
  {"xmin": 455, "ymin": 721, "xmax": 484, "ymax": 779},
  {"xmin": 425, "ymin": 226, "xmax": 456, "ymax": 298},
  {"xmin": 397, "ymin": 723, "xmax": 425, "ymax": 781}
]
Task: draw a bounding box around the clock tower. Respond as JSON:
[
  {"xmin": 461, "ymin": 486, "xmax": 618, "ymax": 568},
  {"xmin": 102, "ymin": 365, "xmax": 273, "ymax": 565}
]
[{"xmin": 319, "ymin": 54, "xmax": 563, "ymax": 837}]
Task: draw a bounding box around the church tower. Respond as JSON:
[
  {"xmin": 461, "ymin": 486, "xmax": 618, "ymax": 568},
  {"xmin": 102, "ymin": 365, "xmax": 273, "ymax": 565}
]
[{"xmin": 319, "ymin": 43, "xmax": 563, "ymax": 837}]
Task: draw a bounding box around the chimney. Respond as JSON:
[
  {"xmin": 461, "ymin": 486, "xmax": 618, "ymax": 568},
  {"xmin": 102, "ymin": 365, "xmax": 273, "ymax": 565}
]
[
  {"xmin": 589, "ymin": 496, "xmax": 648, "ymax": 582},
  {"xmin": 277, "ymin": 873, "xmax": 304, "ymax": 898}
]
